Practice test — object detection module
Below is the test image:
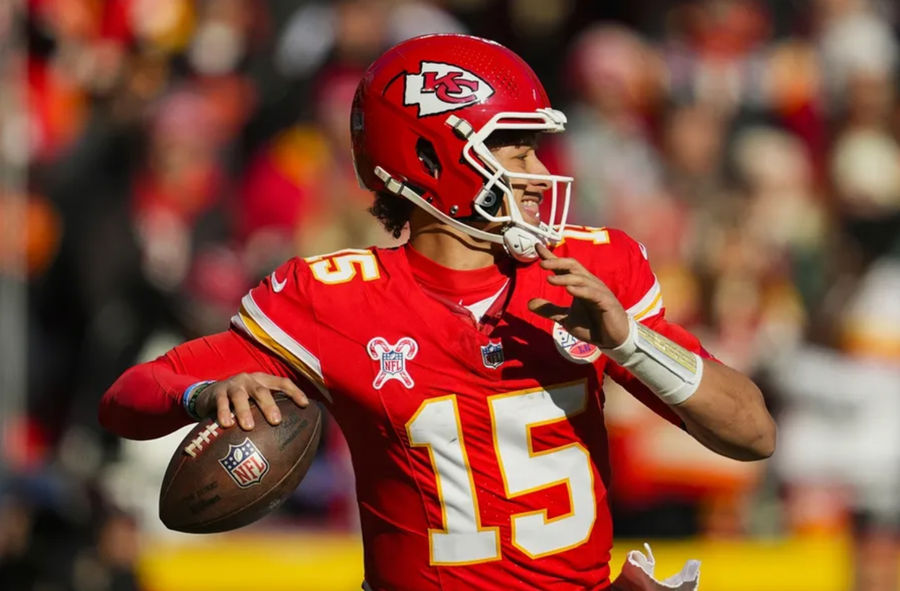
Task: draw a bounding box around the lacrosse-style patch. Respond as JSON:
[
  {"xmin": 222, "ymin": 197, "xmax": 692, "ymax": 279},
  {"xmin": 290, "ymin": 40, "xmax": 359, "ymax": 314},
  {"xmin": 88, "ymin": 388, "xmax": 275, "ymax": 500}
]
[
  {"xmin": 404, "ymin": 61, "xmax": 495, "ymax": 117},
  {"xmin": 367, "ymin": 337, "xmax": 419, "ymax": 389}
]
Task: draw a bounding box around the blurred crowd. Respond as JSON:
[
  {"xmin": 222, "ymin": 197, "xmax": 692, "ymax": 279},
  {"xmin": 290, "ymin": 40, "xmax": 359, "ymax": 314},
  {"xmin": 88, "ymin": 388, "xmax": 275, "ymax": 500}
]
[{"xmin": 1, "ymin": 0, "xmax": 900, "ymax": 590}]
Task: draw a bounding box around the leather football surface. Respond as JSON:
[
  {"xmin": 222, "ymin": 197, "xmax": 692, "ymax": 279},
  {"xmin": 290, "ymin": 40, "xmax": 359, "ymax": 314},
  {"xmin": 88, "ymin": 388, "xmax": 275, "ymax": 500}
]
[{"xmin": 159, "ymin": 395, "xmax": 322, "ymax": 533}]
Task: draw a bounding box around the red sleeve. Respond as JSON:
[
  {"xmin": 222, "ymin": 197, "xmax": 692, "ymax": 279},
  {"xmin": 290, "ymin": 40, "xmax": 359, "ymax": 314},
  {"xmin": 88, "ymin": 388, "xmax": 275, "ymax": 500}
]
[
  {"xmin": 98, "ymin": 329, "xmax": 297, "ymax": 440},
  {"xmin": 231, "ymin": 257, "xmax": 327, "ymax": 394},
  {"xmin": 600, "ymin": 229, "xmax": 714, "ymax": 427}
]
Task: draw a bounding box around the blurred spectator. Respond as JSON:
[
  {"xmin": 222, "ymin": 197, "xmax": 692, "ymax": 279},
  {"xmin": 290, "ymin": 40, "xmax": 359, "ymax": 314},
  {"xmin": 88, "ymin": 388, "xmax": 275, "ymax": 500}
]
[
  {"xmin": 70, "ymin": 510, "xmax": 141, "ymax": 591},
  {"xmin": 831, "ymin": 127, "xmax": 900, "ymax": 221},
  {"xmin": 661, "ymin": 103, "xmax": 727, "ymax": 207},
  {"xmin": 132, "ymin": 86, "xmax": 234, "ymax": 291},
  {"xmin": 0, "ymin": 473, "xmax": 142, "ymax": 591},
  {"xmin": 0, "ymin": 192, "xmax": 62, "ymax": 279},
  {"xmin": 275, "ymin": 0, "xmax": 465, "ymax": 79},
  {"xmin": 238, "ymin": 64, "xmax": 402, "ymax": 269},
  {"xmin": 663, "ymin": 0, "xmax": 772, "ymax": 112},
  {"xmin": 707, "ymin": 126, "xmax": 821, "ymax": 366},
  {"xmin": 763, "ymin": 40, "xmax": 828, "ymax": 176},
  {"xmin": 772, "ymin": 248, "xmax": 900, "ymax": 590},
  {"xmin": 557, "ymin": 24, "xmax": 667, "ymax": 227},
  {"xmin": 816, "ymin": 0, "xmax": 898, "ymax": 117}
]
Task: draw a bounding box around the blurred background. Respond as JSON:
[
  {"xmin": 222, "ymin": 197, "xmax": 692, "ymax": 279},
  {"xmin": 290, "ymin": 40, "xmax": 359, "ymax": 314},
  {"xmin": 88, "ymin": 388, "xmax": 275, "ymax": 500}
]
[{"xmin": 1, "ymin": 0, "xmax": 899, "ymax": 589}]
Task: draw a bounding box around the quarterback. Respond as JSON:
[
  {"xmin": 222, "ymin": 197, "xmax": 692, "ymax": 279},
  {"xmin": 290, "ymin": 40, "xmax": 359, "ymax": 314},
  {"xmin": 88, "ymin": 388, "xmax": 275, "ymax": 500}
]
[{"xmin": 99, "ymin": 35, "xmax": 775, "ymax": 590}]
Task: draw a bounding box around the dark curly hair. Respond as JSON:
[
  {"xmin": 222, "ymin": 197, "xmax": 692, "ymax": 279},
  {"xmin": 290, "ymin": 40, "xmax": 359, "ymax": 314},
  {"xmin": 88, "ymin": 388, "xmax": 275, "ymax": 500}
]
[{"xmin": 369, "ymin": 190, "xmax": 415, "ymax": 239}]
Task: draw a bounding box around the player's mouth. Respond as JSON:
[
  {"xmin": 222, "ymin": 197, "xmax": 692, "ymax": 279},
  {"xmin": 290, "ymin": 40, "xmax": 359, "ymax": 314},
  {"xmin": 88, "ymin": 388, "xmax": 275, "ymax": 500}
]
[{"xmin": 519, "ymin": 195, "xmax": 542, "ymax": 224}]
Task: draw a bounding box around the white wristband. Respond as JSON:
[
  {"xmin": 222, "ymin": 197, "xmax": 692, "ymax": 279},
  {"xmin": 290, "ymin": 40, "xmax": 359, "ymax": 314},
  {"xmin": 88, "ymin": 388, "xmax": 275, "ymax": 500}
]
[{"xmin": 602, "ymin": 316, "xmax": 703, "ymax": 406}]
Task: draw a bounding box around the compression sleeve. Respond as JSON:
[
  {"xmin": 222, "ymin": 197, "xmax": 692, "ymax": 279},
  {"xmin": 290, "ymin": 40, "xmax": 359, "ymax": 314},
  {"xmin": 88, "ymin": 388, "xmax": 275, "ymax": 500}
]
[{"xmin": 98, "ymin": 329, "xmax": 297, "ymax": 440}]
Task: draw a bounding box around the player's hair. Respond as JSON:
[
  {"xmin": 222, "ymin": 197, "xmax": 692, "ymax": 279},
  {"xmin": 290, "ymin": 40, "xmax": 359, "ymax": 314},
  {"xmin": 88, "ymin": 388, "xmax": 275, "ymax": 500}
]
[
  {"xmin": 367, "ymin": 130, "xmax": 540, "ymax": 237},
  {"xmin": 369, "ymin": 190, "xmax": 415, "ymax": 238},
  {"xmin": 484, "ymin": 129, "xmax": 539, "ymax": 150}
]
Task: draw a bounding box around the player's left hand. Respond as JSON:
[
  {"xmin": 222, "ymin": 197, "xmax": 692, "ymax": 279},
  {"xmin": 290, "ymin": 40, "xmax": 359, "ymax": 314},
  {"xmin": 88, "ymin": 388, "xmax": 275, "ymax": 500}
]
[{"xmin": 527, "ymin": 243, "xmax": 631, "ymax": 349}]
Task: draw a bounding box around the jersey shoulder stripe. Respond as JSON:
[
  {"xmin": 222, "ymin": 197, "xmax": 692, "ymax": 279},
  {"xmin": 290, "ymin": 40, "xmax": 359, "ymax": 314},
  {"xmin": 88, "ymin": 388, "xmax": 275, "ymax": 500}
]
[
  {"xmin": 231, "ymin": 293, "xmax": 332, "ymax": 402},
  {"xmin": 626, "ymin": 276, "xmax": 663, "ymax": 322}
]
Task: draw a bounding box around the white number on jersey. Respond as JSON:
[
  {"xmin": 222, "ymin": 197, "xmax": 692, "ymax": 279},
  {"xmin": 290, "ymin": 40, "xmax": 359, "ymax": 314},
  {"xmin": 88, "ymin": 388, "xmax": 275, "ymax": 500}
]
[{"xmin": 406, "ymin": 382, "xmax": 595, "ymax": 564}]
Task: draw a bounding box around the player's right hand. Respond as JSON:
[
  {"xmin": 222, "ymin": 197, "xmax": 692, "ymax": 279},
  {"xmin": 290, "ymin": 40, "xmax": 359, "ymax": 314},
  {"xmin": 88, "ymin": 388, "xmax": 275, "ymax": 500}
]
[
  {"xmin": 193, "ymin": 373, "xmax": 309, "ymax": 431},
  {"xmin": 527, "ymin": 243, "xmax": 631, "ymax": 349}
]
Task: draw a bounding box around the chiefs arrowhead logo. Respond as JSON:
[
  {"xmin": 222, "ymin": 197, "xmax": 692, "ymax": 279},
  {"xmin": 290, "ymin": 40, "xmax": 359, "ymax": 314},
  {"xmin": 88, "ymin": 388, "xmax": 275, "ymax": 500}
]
[{"xmin": 404, "ymin": 61, "xmax": 494, "ymax": 117}]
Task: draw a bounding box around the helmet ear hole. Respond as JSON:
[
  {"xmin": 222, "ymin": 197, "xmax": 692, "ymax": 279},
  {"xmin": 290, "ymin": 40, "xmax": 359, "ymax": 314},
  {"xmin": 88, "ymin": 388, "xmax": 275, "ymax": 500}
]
[
  {"xmin": 416, "ymin": 138, "xmax": 441, "ymax": 179},
  {"xmin": 477, "ymin": 186, "xmax": 504, "ymax": 216}
]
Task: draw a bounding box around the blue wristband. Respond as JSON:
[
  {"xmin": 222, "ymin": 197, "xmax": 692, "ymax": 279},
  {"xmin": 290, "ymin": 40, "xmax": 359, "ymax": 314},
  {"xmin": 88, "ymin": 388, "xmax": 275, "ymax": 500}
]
[{"xmin": 182, "ymin": 381, "xmax": 214, "ymax": 420}]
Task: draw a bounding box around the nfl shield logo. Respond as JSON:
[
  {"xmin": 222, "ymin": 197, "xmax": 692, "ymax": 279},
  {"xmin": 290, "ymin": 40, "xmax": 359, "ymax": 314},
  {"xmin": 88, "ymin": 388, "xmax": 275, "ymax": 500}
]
[
  {"xmin": 218, "ymin": 438, "xmax": 270, "ymax": 488},
  {"xmin": 381, "ymin": 351, "xmax": 404, "ymax": 375},
  {"xmin": 481, "ymin": 340, "xmax": 504, "ymax": 369}
]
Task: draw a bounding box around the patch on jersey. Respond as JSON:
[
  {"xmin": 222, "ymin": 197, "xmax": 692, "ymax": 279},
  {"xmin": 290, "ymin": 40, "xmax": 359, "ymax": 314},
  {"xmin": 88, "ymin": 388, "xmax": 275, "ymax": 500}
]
[
  {"xmin": 404, "ymin": 61, "xmax": 494, "ymax": 117},
  {"xmin": 218, "ymin": 438, "xmax": 270, "ymax": 488},
  {"xmin": 480, "ymin": 340, "xmax": 504, "ymax": 369},
  {"xmin": 367, "ymin": 337, "xmax": 419, "ymax": 389},
  {"xmin": 553, "ymin": 322, "xmax": 601, "ymax": 364}
]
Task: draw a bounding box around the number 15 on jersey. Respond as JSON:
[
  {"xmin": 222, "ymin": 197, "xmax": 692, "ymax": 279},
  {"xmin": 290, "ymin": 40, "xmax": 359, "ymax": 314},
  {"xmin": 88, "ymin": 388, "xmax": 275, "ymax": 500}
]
[{"xmin": 406, "ymin": 381, "xmax": 597, "ymax": 565}]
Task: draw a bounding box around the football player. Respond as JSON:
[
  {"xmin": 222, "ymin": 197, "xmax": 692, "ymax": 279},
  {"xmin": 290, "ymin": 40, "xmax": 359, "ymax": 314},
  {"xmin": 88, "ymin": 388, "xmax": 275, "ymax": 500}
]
[{"xmin": 99, "ymin": 34, "xmax": 775, "ymax": 590}]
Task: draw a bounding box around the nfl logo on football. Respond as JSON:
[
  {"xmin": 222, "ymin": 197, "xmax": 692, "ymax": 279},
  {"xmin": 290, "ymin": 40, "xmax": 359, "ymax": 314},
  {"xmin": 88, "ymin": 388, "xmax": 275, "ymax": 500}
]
[
  {"xmin": 481, "ymin": 341, "xmax": 504, "ymax": 369},
  {"xmin": 218, "ymin": 438, "xmax": 270, "ymax": 488}
]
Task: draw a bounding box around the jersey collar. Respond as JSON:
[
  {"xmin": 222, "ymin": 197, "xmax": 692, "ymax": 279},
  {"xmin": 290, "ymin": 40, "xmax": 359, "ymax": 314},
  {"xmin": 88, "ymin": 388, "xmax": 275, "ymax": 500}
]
[{"xmin": 404, "ymin": 243, "xmax": 512, "ymax": 306}]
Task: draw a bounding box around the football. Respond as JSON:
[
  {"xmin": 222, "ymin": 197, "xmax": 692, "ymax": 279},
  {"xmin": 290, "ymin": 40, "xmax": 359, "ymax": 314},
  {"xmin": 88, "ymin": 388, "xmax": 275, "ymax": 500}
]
[{"xmin": 159, "ymin": 395, "xmax": 322, "ymax": 533}]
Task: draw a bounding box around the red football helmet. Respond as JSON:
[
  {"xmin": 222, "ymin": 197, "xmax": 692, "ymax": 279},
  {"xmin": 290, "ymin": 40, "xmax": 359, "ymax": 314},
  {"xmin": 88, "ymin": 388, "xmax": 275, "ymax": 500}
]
[{"xmin": 351, "ymin": 34, "xmax": 572, "ymax": 261}]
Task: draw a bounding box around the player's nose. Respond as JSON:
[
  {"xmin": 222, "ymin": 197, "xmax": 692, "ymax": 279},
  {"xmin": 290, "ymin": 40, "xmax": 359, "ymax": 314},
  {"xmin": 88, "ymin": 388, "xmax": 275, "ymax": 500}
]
[{"xmin": 527, "ymin": 155, "xmax": 552, "ymax": 190}]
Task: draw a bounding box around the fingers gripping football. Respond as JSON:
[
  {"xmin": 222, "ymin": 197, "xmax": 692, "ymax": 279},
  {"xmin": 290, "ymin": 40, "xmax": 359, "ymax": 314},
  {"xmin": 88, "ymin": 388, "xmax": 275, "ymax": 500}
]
[
  {"xmin": 527, "ymin": 243, "xmax": 631, "ymax": 349},
  {"xmin": 193, "ymin": 373, "xmax": 309, "ymax": 430}
]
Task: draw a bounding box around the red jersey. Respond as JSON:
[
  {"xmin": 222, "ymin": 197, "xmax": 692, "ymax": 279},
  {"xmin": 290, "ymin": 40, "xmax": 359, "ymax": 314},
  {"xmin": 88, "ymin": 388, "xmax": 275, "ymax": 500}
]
[{"xmin": 226, "ymin": 226, "xmax": 709, "ymax": 591}]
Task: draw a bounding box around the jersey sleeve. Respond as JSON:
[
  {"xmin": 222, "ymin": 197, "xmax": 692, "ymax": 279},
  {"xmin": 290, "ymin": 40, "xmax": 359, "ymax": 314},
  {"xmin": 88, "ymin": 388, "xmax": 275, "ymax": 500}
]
[
  {"xmin": 230, "ymin": 257, "xmax": 331, "ymax": 402},
  {"xmin": 607, "ymin": 229, "xmax": 664, "ymax": 324},
  {"xmin": 602, "ymin": 230, "xmax": 714, "ymax": 427},
  {"xmin": 99, "ymin": 329, "xmax": 298, "ymax": 440}
]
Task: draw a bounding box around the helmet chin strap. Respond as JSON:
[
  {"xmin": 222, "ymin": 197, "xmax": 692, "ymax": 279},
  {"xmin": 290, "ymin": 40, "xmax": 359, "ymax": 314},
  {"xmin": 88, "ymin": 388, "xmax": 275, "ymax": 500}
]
[{"xmin": 502, "ymin": 225, "xmax": 545, "ymax": 262}]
